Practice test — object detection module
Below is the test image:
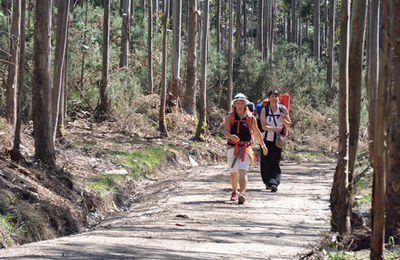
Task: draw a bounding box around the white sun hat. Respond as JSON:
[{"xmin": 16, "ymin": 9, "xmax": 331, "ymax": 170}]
[{"xmin": 231, "ymin": 93, "xmax": 249, "ymax": 106}]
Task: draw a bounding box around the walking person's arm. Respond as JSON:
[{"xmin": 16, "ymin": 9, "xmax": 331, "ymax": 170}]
[{"xmin": 251, "ymin": 116, "xmax": 268, "ymax": 156}]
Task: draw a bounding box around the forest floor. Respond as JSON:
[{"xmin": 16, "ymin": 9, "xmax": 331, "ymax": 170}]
[{"xmin": 0, "ymin": 94, "xmax": 375, "ymax": 259}]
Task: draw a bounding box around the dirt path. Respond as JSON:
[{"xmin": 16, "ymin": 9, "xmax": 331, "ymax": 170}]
[{"xmin": 0, "ymin": 161, "xmax": 334, "ymax": 259}]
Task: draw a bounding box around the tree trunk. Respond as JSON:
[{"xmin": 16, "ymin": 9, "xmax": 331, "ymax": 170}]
[
  {"xmin": 147, "ymin": 0, "xmax": 154, "ymax": 93},
  {"xmin": 10, "ymin": 0, "xmax": 25, "ymax": 162},
  {"xmin": 171, "ymin": 0, "xmax": 182, "ymax": 108},
  {"xmin": 235, "ymin": 0, "xmax": 241, "ymax": 52},
  {"xmin": 243, "ymin": 0, "xmax": 247, "ymax": 47},
  {"xmin": 159, "ymin": 0, "xmax": 169, "ymax": 137},
  {"xmin": 313, "ymin": 0, "xmax": 320, "ymax": 60},
  {"xmin": 79, "ymin": 0, "xmax": 88, "ymax": 91},
  {"xmin": 32, "ymin": 0, "xmax": 55, "ymax": 167},
  {"xmin": 227, "ymin": 0, "xmax": 233, "ymax": 111},
  {"xmin": 348, "ymin": 0, "xmax": 367, "ymax": 208},
  {"xmin": 256, "ymin": 0, "xmax": 263, "ymax": 52},
  {"xmin": 386, "ymin": 0, "xmax": 400, "ymax": 246},
  {"xmin": 51, "ymin": 0, "xmax": 70, "ymax": 142},
  {"xmin": 120, "ymin": 0, "xmax": 130, "ymax": 67},
  {"xmin": 371, "ymin": 1, "xmax": 391, "ymax": 258},
  {"xmin": 183, "ymin": 0, "xmax": 197, "ymax": 115},
  {"xmin": 291, "ymin": 0, "xmax": 296, "ymax": 43},
  {"xmin": 330, "ymin": 0, "xmax": 351, "ymax": 234},
  {"xmin": 96, "ymin": 0, "xmax": 111, "ymax": 119},
  {"xmin": 327, "ymin": 0, "xmax": 336, "ymax": 100},
  {"xmin": 366, "ymin": 0, "xmax": 379, "ymax": 165},
  {"xmin": 216, "ymin": 0, "xmax": 220, "ymax": 52},
  {"xmin": 193, "ymin": 0, "xmax": 208, "ymax": 141},
  {"xmin": 6, "ymin": 0, "xmax": 21, "ymax": 126}
]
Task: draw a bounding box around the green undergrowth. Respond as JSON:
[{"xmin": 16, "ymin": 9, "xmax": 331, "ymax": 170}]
[
  {"xmin": 88, "ymin": 176, "xmax": 118, "ymax": 198},
  {"xmin": 283, "ymin": 149, "xmax": 336, "ymax": 162},
  {"xmin": 107, "ymin": 144, "xmax": 170, "ymax": 180}
]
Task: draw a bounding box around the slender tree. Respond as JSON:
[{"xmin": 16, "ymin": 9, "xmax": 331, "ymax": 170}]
[
  {"xmin": 32, "ymin": 0, "xmax": 55, "ymax": 166},
  {"xmin": 6, "ymin": 0, "xmax": 22, "ymax": 125},
  {"xmin": 96, "ymin": 0, "xmax": 111, "ymax": 118},
  {"xmin": 147, "ymin": 0, "xmax": 154, "ymax": 93},
  {"xmin": 326, "ymin": 0, "xmax": 336, "ymax": 99},
  {"xmin": 159, "ymin": 0, "xmax": 169, "ymax": 137},
  {"xmin": 120, "ymin": 0, "xmax": 131, "ymax": 67},
  {"xmin": 366, "ymin": 0, "xmax": 379, "ymax": 163},
  {"xmin": 371, "ymin": 0, "xmax": 391, "ymax": 257},
  {"xmin": 10, "ymin": 0, "xmax": 25, "ymax": 161},
  {"xmin": 216, "ymin": 0, "xmax": 221, "ymax": 52},
  {"xmin": 256, "ymin": 0, "xmax": 263, "ymax": 51},
  {"xmin": 171, "ymin": 0, "xmax": 182, "ymax": 108},
  {"xmin": 193, "ymin": 0, "xmax": 209, "ymax": 141},
  {"xmin": 313, "ymin": 0, "xmax": 320, "ymax": 60},
  {"xmin": 51, "ymin": 0, "xmax": 70, "ymax": 142},
  {"xmin": 330, "ymin": 0, "xmax": 351, "ymax": 234},
  {"xmin": 227, "ymin": 0, "xmax": 233, "ymax": 111},
  {"xmin": 183, "ymin": 0, "xmax": 197, "ymax": 115},
  {"xmin": 386, "ymin": 0, "xmax": 400, "ymax": 247},
  {"xmin": 347, "ymin": 0, "xmax": 367, "ymax": 213}
]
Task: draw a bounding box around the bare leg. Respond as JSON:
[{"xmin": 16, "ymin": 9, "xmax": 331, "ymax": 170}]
[
  {"xmin": 230, "ymin": 172, "xmax": 238, "ymax": 192},
  {"xmin": 239, "ymin": 170, "xmax": 248, "ymax": 193}
]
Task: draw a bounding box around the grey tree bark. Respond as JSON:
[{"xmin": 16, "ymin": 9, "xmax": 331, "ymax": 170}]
[
  {"xmin": 10, "ymin": 0, "xmax": 25, "ymax": 161},
  {"xmin": 171, "ymin": 0, "xmax": 182, "ymax": 108},
  {"xmin": 347, "ymin": 0, "xmax": 367, "ymax": 206},
  {"xmin": 386, "ymin": 0, "xmax": 400, "ymax": 248},
  {"xmin": 183, "ymin": 0, "xmax": 197, "ymax": 115},
  {"xmin": 366, "ymin": 0, "xmax": 379, "ymax": 164},
  {"xmin": 147, "ymin": 0, "xmax": 154, "ymax": 93},
  {"xmin": 327, "ymin": 0, "xmax": 336, "ymax": 100},
  {"xmin": 193, "ymin": 0, "xmax": 209, "ymax": 141},
  {"xmin": 6, "ymin": 0, "xmax": 21, "ymax": 126},
  {"xmin": 32, "ymin": 0, "xmax": 55, "ymax": 166},
  {"xmin": 51, "ymin": 0, "xmax": 70, "ymax": 142},
  {"xmin": 313, "ymin": 0, "xmax": 320, "ymax": 60},
  {"xmin": 227, "ymin": 0, "xmax": 233, "ymax": 111},
  {"xmin": 159, "ymin": 0, "xmax": 169, "ymax": 137},
  {"xmin": 256, "ymin": 0, "xmax": 263, "ymax": 52},
  {"xmin": 120, "ymin": 0, "xmax": 131, "ymax": 67},
  {"xmin": 329, "ymin": 0, "xmax": 351, "ymax": 234}
]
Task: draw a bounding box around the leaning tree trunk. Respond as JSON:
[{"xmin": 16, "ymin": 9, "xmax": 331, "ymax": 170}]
[
  {"xmin": 159, "ymin": 0, "xmax": 169, "ymax": 137},
  {"xmin": 330, "ymin": 0, "xmax": 351, "ymax": 234},
  {"xmin": 147, "ymin": 0, "xmax": 154, "ymax": 94},
  {"xmin": 193, "ymin": 0, "xmax": 209, "ymax": 141},
  {"xmin": 32, "ymin": 0, "xmax": 55, "ymax": 167},
  {"xmin": 10, "ymin": 0, "xmax": 25, "ymax": 162},
  {"xmin": 6, "ymin": 0, "xmax": 21, "ymax": 126},
  {"xmin": 51, "ymin": 0, "xmax": 70, "ymax": 142},
  {"xmin": 96, "ymin": 0, "xmax": 111, "ymax": 119},
  {"xmin": 386, "ymin": 0, "xmax": 400, "ymax": 247},
  {"xmin": 183, "ymin": 0, "xmax": 197, "ymax": 115},
  {"xmin": 347, "ymin": 0, "xmax": 367, "ymax": 215},
  {"xmin": 227, "ymin": 0, "xmax": 233, "ymax": 111}
]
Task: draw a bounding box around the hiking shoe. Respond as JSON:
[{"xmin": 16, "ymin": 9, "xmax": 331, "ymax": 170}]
[
  {"xmin": 266, "ymin": 184, "xmax": 271, "ymax": 190},
  {"xmin": 230, "ymin": 191, "xmax": 239, "ymax": 201},
  {"xmin": 238, "ymin": 193, "xmax": 247, "ymax": 204},
  {"xmin": 271, "ymin": 185, "xmax": 278, "ymax": 192}
]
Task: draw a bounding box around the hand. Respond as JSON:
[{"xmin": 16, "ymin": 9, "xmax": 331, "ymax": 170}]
[
  {"xmin": 230, "ymin": 135, "xmax": 239, "ymax": 142},
  {"xmin": 261, "ymin": 145, "xmax": 268, "ymax": 156},
  {"xmin": 275, "ymin": 127, "xmax": 283, "ymax": 132}
]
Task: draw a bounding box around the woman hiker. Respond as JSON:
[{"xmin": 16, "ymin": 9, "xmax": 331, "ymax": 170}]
[
  {"xmin": 259, "ymin": 90, "xmax": 291, "ymax": 192},
  {"xmin": 223, "ymin": 93, "xmax": 268, "ymax": 204}
]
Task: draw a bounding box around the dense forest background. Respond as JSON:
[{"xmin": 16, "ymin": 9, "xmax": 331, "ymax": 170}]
[{"xmin": 1, "ymin": 0, "xmax": 399, "ymax": 258}]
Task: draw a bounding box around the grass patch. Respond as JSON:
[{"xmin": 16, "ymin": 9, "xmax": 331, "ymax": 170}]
[
  {"xmin": 88, "ymin": 176, "xmax": 118, "ymax": 198},
  {"xmin": 107, "ymin": 145, "xmax": 169, "ymax": 179},
  {"xmin": 283, "ymin": 149, "xmax": 336, "ymax": 162}
]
